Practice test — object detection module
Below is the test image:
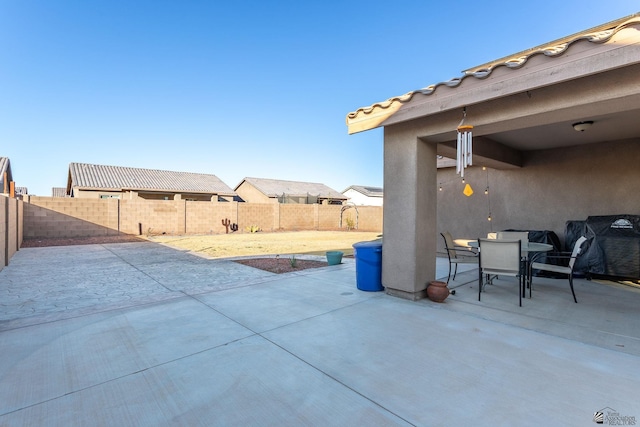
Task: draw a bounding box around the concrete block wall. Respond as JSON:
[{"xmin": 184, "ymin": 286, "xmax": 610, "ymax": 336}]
[
  {"xmin": 0, "ymin": 196, "xmax": 5, "ymax": 267},
  {"xmin": 6, "ymin": 197, "xmax": 18, "ymax": 260},
  {"xmin": 349, "ymin": 206, "xmax": 383, "ymax": 232},
  {"xmin": 23, "ymin": 197, "xmax": 384, "ymax": 239},
  {"xmin": 186, "ymin": 202, "xmax": 237, "ymax": 234},
  {"xmin": 120, "ymin": 199, "xmax": 183, "ymax": 235},
  {"xmin": 317, "ymin": 205, "xmax": 342, "ymax": 230},
  {"xmin": 1, "ymin": 196, "xmax": 23, "ymax": 269},
  {"xmin": 23, "ymin": 197, "xmax": 119, "ymax": 238},
  {"xmin": 238, "ymin": 203, "xmax": 277, "ymax": 232},
  {"xmin": 279, "ymin": 205, "xmax": 316, "ymax": 230}
]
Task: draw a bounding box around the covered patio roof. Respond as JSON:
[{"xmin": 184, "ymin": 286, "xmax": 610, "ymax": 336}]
[
  {"xmin": 345, "ymin": 13, "xmax": 640, "ymax": 301},
  {"xmin": 346, "ymin": 13, "xmax": 640, "ymax": 169}
]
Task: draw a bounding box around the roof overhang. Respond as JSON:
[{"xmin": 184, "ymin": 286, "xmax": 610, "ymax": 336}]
[{"xmin": 346, "ymin": 14, "xmax": 640, "ymax": 160}]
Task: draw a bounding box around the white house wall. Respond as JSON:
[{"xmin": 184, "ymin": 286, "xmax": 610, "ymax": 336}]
[{"xmin": 343, "ymin": 189, "xmax": 383, "ymax": 206}]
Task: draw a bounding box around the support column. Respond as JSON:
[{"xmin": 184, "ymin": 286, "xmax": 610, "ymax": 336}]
[{"xmin": 382, "ymin": 125, "xmax": 438, "ymax": 300}]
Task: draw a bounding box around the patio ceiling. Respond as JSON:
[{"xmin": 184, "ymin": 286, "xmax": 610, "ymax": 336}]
[{"xmin": 485, "ymin": 108, "xmax": 640, "ymax": 151}]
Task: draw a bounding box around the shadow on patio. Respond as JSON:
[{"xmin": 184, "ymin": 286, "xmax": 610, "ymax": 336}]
[{"xmin": 434, "ymin": 263, "xmax": 640, "ymax": 358}]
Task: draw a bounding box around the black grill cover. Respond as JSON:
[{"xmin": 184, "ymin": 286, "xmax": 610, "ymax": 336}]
[
  {"xmin": 504, "ymin": 229, "xmax": 562, "ymax": 277},
  {"xmin": 585, "ymin": 215, "xmax": 640, "ymax": 279}
]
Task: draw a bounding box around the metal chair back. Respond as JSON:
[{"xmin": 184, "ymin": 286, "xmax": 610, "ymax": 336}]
[{"xmin": 478, "ymin": 238, "xmax": 523, "ymax": 306}]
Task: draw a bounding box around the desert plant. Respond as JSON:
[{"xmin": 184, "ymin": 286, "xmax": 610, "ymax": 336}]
[
  {"xmin": 345, "ymin": 215, "xmax": 356, "ymax": 231},
  {"xmin": 289, "ymin": 255, "xmax": 297, "ymax": 268}
]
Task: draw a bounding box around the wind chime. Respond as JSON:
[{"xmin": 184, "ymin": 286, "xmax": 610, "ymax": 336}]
[{"xmin": 456, "ymin": 107, "xmax": 473, "ymax": 178}]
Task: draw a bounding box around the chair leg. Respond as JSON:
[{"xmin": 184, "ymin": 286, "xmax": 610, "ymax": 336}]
[
  {"xmin": 478, "ymin": 269, "xmax": 482, "ymax": 301},
  {"xmin": 569, "ymin": 274, "xmax": 578, "ymax": 303},
  {"xmin": 446, "ymin": 262, "xmax": 452, "ymax": 284},
  {"xmin": 519, "ymin": 275, "xmax": 522, "ymax": 307},
  {"xmin": 452, "ymin": 263, "xmax": 458, "ymax": 281}
]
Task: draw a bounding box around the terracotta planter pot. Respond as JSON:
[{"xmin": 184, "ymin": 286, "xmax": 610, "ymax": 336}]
[{"xmin": 427, "ymin": 281, "xmax": 450, "ymax": 303}]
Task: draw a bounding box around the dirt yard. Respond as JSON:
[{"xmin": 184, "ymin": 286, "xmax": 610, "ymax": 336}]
[
  {"xmin": 146, "ymin": 230, "xmax": 382, "ymax": 258},
  {"xmin": 21, "ymin": 230, "xmax": 382, "ymax": 274}
]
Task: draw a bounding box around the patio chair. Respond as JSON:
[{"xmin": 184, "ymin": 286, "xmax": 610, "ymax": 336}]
[
  {"xmin": 496, "ymin": 231, "xmax": 529, "ymax": 250},
  {"xmin": 478, "ymin": 238, "xmax": 524, "ymax": 306},
  {"xmin": 440, "ymin": 232, "xmax": 478, "ymax": 284},
  {"xmin": 527, "ymin": 236, "xmax": 588, "ymax": 303}
]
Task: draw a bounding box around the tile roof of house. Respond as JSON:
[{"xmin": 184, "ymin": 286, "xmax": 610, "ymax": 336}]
[
  {"xmin": 237, "ymin": 177, "xmax": 346, "ymax": 199},
  {"xmin": 52, "ymin": 187, "xmax": 68, "ymax": 197},
  {"xmin": 342, "ymin": 185, "xmax": 383, "ymax": 197},
  {"xmin": 346, "ymin": 13, "xmax": 640, "ymax": 133},
  {"xmin": 68, "ymin": 163, "xmax": 236, "ymax": 195}
]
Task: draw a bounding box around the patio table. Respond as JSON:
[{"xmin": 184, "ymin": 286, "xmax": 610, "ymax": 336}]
[{"xmin": 465, "ymin": 239, "xmax": 553, "ymax": 297}]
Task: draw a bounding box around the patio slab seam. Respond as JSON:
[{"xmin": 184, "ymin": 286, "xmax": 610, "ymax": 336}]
[{"xmin": 1, "ymin": 329, "xmax": 261, "ymax": 418}]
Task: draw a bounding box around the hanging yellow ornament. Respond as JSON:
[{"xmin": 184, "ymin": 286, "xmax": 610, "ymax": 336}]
[{"xmin": 463, "ymin": 183, "xmax": 474, "ymax": 197}]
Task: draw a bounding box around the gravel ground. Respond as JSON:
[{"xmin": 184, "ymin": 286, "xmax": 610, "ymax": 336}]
[{"xmin": 234, "ymin": 257, "xmax": 328, "ymax": 274}]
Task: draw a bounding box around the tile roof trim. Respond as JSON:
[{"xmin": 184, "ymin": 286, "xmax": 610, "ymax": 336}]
[{"xmin": 346, "ymin": 13, "xmax": 640, "ymax": 130}]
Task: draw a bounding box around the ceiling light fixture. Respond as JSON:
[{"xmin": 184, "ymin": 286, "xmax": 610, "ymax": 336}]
[{"xmin": 572, "ymin": 121, "xmax": 594, "ymax": 132}]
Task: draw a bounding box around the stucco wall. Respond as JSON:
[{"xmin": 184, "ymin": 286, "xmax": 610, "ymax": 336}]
[
  {"xmin": 235, "ymin": 182, "xmax": 274, "ymax": 203},
  {"xmin": 343, "ymin": 189, "xmax": 383, "ymax": 206},
  {"xmin": 437, "ymin": 138, "xmax": 640, "ymax": 251}
]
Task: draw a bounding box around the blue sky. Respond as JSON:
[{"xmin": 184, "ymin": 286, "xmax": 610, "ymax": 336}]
[{"xmin": 1, "ymin": 1, "xmax": 637, "ymax": 196}]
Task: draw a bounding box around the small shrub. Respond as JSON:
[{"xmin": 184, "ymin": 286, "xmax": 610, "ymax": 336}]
[
  {"xmin": 345, "ymin": 215, "xmax": 356, "ymax": 231},
  {"xmin": 245, "ymin": 225, "xmax": 261, "ymax": 233},
  {"xmin": 290, "ymin": 255, "xmax": 297, "ymax": 268}
]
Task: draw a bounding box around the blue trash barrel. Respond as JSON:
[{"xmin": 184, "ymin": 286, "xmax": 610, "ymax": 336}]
[{"xmin": 352, "ymin": 240, "xmax": 383, "ymax": 291}]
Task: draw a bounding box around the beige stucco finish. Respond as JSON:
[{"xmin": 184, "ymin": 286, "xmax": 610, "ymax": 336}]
[
  {"xmin": 382, "ymin": 126, "xmax": 437, "ymax": 299},
  {"xmin": 235, "ymin": 181, "xmax": 277, "ymax": 204}
]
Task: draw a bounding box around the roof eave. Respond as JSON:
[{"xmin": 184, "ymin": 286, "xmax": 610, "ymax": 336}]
[{"xmin": 346, "ymin": 13, "xmax": 640, "ymax": 135}]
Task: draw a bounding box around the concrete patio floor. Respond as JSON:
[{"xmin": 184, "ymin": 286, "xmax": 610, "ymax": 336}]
[{"xmin": 0, "ymin": 241, "xmax": 638, "ymax": 426}]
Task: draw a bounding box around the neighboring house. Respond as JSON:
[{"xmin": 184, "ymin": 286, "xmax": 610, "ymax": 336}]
[
  {"xmin": 67, "ymin": 162, "xmax": 237, "ymax": 201},
  {"xmin": 51, "ymin": 187, "xmax": 68, "ymax": 197},
  {"xmin": 235, "ymin": 177, "xmax": 347, "ymax": 205},
  {"xmin": 346, "ymin": 13, "xmax": 640, "ymax": 300},
  {"xmin": 342, "ymin": 185, "xmax": 383, "ymax": 206},
  {"xmin": 14, "ymin": 187, "xmax": 28, "ymax": 198},
  {"xmin": 0, "ymin": 157, "xmax": 14, "ymax": 195}
]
